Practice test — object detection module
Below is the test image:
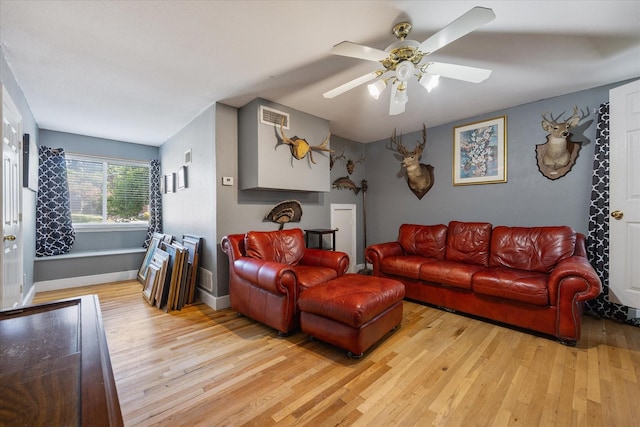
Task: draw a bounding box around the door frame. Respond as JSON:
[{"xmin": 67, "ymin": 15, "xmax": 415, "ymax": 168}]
[
  {"xmin": 609, "ymin": 79, "xmax": 640, "ymax": 309},
  {"xmin": 330, "ymin": 203, "xmax": 357, "ymax": 273}
]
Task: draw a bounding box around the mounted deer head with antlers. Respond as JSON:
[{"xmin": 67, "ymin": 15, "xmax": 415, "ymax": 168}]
[
  {"xmin": 346, "ymin": 154, "xmax": 365, "ymax": 175},
  {"xmin": 536, "ymin": 105, "xmax": 588, "ymax": 180},
  {"xmin": 387, "ymin": 124, "xmax": 434, "ymax": 199}
]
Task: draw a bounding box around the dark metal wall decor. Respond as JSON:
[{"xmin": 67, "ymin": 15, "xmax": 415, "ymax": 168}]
[
  {"xmin": 387, "ymin": 124, "xmax": 434, "ymax": 199},
  {"xmin": 535, "ymin": 106, "xmax": 588, "ymax": 180}
]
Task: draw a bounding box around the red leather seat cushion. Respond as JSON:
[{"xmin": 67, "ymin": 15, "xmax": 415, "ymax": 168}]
[
  {"xmin": 380, "ymin": 256, "xmax": 436, "ymax": 280},
  {"xmin": 473, "ymin": 268, "xmax": 549, "ymax": 305},
  {"xmin": 244, "ymin": 228, "xmax": 305, "ymax": 265},
  {"xmin": 298, "ymin": 275, "xmax": 405, "ymax": 328},
  {"xmin": 294, "ymin": 266, "xmax": 338, "ymax": 292},
  {"xmin": 419, "ymin": 260, "xmax": 485, "ymax": 290}
]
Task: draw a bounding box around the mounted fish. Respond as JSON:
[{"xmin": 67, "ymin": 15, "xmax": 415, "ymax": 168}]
[
  {"xmin": 263, "ymin": 200, "xmax": 303, "ymax": 230},
  {"xmin": 332, "ymin": 176, "xmax": 361, "ymax": 195},
  {"xmin": 277, "ymin": 118, "xmax": 333, "ymax": 165}
]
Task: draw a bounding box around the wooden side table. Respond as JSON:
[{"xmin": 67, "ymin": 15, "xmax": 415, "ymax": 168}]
[
  {"xmin": 305, "ymin": 229, "xmax": 337, "ymax": 251},
  {"xmin": 0, "ymin": 295, "xmax": 123, "ymax": 426}
]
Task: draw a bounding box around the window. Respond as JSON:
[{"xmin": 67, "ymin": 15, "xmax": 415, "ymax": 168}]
[{"xmin": 66, "ymin": 155, "xmax": 150, "ymax": 227}]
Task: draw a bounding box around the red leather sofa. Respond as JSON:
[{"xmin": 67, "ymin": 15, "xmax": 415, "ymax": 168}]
[
  {"xmin": 221, "ymin": 228, "xmax": 349, "ymax": 335},
  {"xmin": 365, "ymin": 221, "xmax": 602, "ymax": 344}
]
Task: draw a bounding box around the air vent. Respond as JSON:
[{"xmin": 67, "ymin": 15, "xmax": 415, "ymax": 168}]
[{"xmin": 260, "ymin": 106, "xmax": 289, "ymax": 129}]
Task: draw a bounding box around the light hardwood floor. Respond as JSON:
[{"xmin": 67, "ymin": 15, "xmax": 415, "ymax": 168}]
[{"xmin": 33, "ymin": 280, "xmax": 639, "ymax": 427}]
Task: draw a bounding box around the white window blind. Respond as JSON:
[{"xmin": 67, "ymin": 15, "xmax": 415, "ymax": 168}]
[{"xmin": 66, "ymin": 155, "xmax": 150, "ymax": 226}]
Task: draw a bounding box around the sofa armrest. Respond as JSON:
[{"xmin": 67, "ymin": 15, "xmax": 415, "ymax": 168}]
[
  {"xmin": 234, "ymin": 258, "xmax": 297, "ymax": 295},
  {"xmin": 548, "ymin": 256, "xmax": 602, "ymax": 305},
  {"xmin": 300, "ymin": 249, "xmax": 350, "ymax": 276},
  {"xmin": 365, "ymin": 242, "xmax": 404, "ymax": 276}
]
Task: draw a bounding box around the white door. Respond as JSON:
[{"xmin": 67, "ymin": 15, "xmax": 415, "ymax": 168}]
[
  {"xmin": 609, "ymin": 79, "xmax": 640, "ymax": 309},
  {"xmin": 1, "ymin": 86, "xmax": 23, "ymax": 308},
  {"xmin": 331, "ymin": 204, "xmax": 357, "ymax": 273}
]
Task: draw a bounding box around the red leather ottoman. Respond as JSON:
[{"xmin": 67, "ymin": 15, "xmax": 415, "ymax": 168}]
[{"xmin": 298, "ymin": 274, "xmax": 405, "ymax": 358}]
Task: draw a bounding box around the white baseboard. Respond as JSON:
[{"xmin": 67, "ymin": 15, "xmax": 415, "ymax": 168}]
[
  {"xmin": 197, "ymin": 288, "xmax": 230, "ymax": 310},
  {"xmin": 35, "ymin": 270, "xmax": 138, "ymax": 293},
  {"xmin": 23, "ymin": 283, "xmax": 37, "ymax": 306}
]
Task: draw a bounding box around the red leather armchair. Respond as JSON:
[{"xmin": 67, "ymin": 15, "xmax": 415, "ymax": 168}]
[{"xmin": 221, "ymin": 228, "xmax": 349, "ymax": 335}]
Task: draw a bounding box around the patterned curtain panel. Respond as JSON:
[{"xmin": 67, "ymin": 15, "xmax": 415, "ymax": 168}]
[
  {"xmin": 36, "ymin": 146, "xmax": 75, "ymax": 256},
  {"xmin": 584, "ymin": 103, "xmax": 634, "ymax": 323},
  {"xmin": 144, "ymin": 159, "xmax": 162, "ymax": 248}
]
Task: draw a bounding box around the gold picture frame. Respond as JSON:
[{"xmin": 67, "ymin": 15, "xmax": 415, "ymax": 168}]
[{"xmin": 453, "ymin": 115, "xmax": 507, "ymax": 185}]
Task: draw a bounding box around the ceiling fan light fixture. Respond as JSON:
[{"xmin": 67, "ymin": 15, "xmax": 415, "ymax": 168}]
[
  {"xmin": 367, "ymin": 79, "xmax": 387, "ymax": 99},
  {"xmin": 419, "ymin": 74, "xmax": 440, "ymax": 92},
  {"xmin": 395, "ymin": 61, "xmax": 414, "ymax": 82},
  {"xmin": 393, "ymin": 82, "xmax": 408, "ymax": 104}
]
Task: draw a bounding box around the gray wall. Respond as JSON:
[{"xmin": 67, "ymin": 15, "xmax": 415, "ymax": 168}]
[
  {"xmin": 159, "ymin": 104, "xmax": 217, "ymax": 292},
  {"xmin": 1, "ymin": 49, "xmax": 39, "ymax": 300},
  {"xmin": 35, "ymin": 130, "xmax": 159, "ymax": 282},
  {"xmin": 215, "ymin": 103, "xmax": 366, "ymax": 297},
  {"xmin": 364, "ymin": 82, "xmax": 620, "ymax": 245}
]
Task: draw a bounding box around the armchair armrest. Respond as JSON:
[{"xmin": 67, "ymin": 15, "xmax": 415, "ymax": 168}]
[
  {"xmin": 221, "ymin": 234, "xmax": 245, "ymax": 262},
  {"xmin": 365, "ymin": 242, "xmax": 403, "ymax": 276},
  {"xmin": 234, "ymin": 258, "xmax": 297, "ymax": 296},
  {"xmin": 300, "ymin": 249, "xmax": 349, "ymax": 276},
  {"xmin": 548, "ymin": 255, "xmax": 602, "ymax": 305}
]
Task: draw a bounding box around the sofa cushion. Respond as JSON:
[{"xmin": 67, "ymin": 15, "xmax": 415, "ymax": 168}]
[
  {"xmin": 446, "ymin": 221, "xmax": 492, "ymax": 266},
  {"xmin": 294, "ymin": 266, "xmax": 339, "ymax": 292},
  {"xmin": 397, "ymin": 224, "xmax": 447, "ymax": 259},
  {"xmin": 381, "ymin": 256, "xmax": 436, "ymax": 280},
  {"xmin": 489, "ymin": 226, "xmax": 576, "ymax": 273},
  {"xmin": 244, "ymin": 228, "xmax": 305, "ymax": 265},
  {"xmin": 472, "ymin": 268, "xmax": 549, "ymax": 305},
  {"xmin": 419, "ymin": 260, "xmax": 486, "ymax": 290}
]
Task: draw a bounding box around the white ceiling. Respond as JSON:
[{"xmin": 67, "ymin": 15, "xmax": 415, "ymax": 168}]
[{"xmin": 1, "ymin": 1, "xmax": 639, "ymax": 146}]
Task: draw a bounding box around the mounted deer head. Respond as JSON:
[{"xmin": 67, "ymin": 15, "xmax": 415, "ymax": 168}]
[
  {"xmin": 330, "ymin": 149, "xmax": 346, "ymax": 170},
  {"xmin": 387, "ymin": 124, "xmax": 434, "ymax": 199},
  {"xmin": 536, "ymin": 106, "xmax": 588, "ymax": 179},
  {"xmin": 346, "ymin": 154, "xmax": 365, "ymax": 175}
]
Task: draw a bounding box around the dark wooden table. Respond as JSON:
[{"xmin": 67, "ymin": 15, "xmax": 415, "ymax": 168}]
[
  {"xmin": 0, "ymin": 295, "xmax": 123, "ymax": 426},
  {"xmin": 305, "ymin": 228, "xmax": 337, "ymax": 251}
]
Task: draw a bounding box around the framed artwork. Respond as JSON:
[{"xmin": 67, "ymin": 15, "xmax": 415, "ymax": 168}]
[
  {"xmin": 137, "ymin": 233, "xmax": 163, "ymax": 282},
  {"xmin": 453, "ymin": 116, "xmax": 507, "ymax": 186},
  {"xmin": 165, "ymin": 173, "xmax": 175, "ymax": 193},
  {"xmin": 142, "ymin": 261, "xmax": 161, "ymax": 305},
  {"xmin": 22, "ymin": 134, "xmax": 38, "ymax": 192},
  {"xmin": 177, "ymin": 166, "xmax": 187, "ymax": 190}
]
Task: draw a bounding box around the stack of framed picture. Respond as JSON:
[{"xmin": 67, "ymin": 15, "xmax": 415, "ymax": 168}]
[{"xmin": 138, "ymin": 233, "xmax": 202, "ymax": 312}]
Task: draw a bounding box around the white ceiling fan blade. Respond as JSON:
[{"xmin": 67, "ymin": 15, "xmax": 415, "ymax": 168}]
[
  {"xmin": 330, "ymin": 41, "xmax": 389, "ymax": 62},
  {"xmin": 389, "ymin": 83, "xmax": 407, "ymax": 116},
  {"xmin": 419, "ymin": 7, "xmax": 495, "ymax": 55},
  {"xmin": 323, "ymin": 71, "xmax": 384, "ymax": 99},
  {"xmin": 424, "ymin": 62, "xmax": 492, "ymax": 83}
]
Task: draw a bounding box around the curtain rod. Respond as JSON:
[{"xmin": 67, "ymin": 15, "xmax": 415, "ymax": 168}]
[{"xmin": 65, "ymin": 151, "xmax": 156, "ymax": 164}]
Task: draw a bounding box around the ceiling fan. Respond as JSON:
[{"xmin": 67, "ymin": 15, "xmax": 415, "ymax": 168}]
[{"xmin": 323, "ymin": 7, "xmax": 496, "ymax": 115}]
